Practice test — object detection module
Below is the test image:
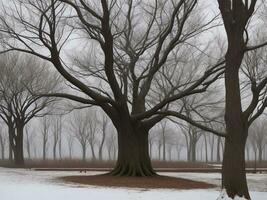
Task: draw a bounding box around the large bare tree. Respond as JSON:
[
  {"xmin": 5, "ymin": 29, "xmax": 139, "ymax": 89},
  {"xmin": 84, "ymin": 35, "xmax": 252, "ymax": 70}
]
[{"xmin": 0, "ymin": 0, "xmax": 225, "ymax": 175}]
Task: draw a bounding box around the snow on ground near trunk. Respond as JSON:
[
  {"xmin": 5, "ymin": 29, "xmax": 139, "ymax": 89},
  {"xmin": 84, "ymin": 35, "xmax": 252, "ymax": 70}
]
[
  {"xmin": 160, "ymin": 172, "xmax": 267, "ymax": 192},
  {"xmin": 0, "ymin": 168, "xmax": 266, "ymax": 200}
]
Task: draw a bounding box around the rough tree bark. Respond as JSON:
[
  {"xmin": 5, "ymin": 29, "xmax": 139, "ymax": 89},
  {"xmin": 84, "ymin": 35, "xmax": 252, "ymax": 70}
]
[
  {"xmin": 13, "ymin": 122, "xmax": 25, "ymax": 166},
  {"xmin": 108, "ymin": 120, "xmax": 155, "ymax": 176},
  {"xmin": 222, "ymin": 30, "xmax": 250, "ymax": 200},
  {"xmin": 218, "ymin": 1, "xmax": 263, "ymax": 198}
]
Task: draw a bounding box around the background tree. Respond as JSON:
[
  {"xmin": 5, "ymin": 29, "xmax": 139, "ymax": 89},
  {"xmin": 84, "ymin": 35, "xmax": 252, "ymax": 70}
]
[
  {"xmin": 0, "ymin": 53, "xmax": 59, "ymax": 165},
  {"xmin": 41, "ymin": 117, "xmax": 50, "ymax": 161},
  {"xmin": 52, "ymin": 116, "xmax": 62, "ymax": 160},
  {"xmin": 87, "ymin": 112, "xmax": 98, "ymax": 161},
  {"xmin": 25, "ymin": 126, "xmax": 32, "ymax": 160},
  {"xmin": 98, "ymin": 114, "xmax": 108, "ymax": 161},
  {"xmin": 106, "ymin": 131, "xmax": 117, "ymax": 161},
  {"xmin": 67, "ymin": 132, "xmax": 74, "ymax": 160},
  {"xmin": 249, "ymin": 119, "xmax": 267, "ymax": 163},
  {"xmin": 70, "ymin": 111, "xmax": 91, "ymax": 161},
  {"xmin": 0, "ymin": 126, "xmax": 7, "ymax": 160}
]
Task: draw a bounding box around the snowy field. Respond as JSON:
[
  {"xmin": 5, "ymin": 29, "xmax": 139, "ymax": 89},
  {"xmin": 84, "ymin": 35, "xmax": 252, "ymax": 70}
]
[{"xmin": 0, "ymin": 167, "xmax": 266, "ymax": 200}]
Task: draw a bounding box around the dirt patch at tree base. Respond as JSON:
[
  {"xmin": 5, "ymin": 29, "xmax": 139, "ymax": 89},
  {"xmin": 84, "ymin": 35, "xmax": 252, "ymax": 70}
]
[{"xmin": 60, "ymin": 175, "xmax": 216, "ymax": 190}]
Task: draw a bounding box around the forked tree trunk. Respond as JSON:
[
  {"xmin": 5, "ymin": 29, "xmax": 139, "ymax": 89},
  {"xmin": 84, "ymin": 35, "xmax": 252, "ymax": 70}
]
[{"xmin": 108, "ymin": 121, "xmax": 156, "ymax": 176}]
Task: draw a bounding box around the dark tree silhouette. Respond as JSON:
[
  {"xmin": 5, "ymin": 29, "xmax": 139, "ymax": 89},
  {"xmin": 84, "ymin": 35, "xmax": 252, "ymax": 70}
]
[{"xmin": 217, "ymin": 0, "xmax": 267, "ymax": 198}]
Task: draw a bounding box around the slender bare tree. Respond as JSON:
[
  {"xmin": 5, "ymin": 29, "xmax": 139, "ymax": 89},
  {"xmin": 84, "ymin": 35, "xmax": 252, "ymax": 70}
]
[
  {"xmin": 41, "ymin": 117, "xmax": 50, "ymax": 161},
  {"xmin": 106, "ymin": 131, "xmax": 117, "ymax": 161},
  {"xmin": 67, "ymin": 133, "xmax": 74, "ymax": 160},
  {"xmin": 88, "ymin": 112, "xmax": 98, "ymax": 161},
  {"xmin": 70, "ymin": 111, "xmax": 92, "ymax": 161},
  {"xmin": 25, "ymin": 126, "xmax": 32, "ymax": 159},
  {"xmin": 217, "ymin": 1, "xmax": 267, "ymax": 198},
  {"xmin": 52, "ymin": 116, "xmax": 62, "ymax": 160},
  {"xmin": 0, "ymin": 126, "xmax": 7, "ymax": 160},
  {"xmin": 249, "ymin": 119, "xmax": 267, "ymax": 163},
  {"xmin": 98, "ymin": 114, "xmax": 108, "ymax": 161}
]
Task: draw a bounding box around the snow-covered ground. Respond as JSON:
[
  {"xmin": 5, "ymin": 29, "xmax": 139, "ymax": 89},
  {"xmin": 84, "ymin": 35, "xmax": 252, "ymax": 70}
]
[{"xmin": 0, "ymin": 167, "xmax": 266, "ymax": 200}]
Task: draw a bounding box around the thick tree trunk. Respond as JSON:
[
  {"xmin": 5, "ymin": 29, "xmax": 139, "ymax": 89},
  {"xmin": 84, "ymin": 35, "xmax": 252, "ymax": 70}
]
[
  {"xmin": 222, "ymin": 130, "xmax": 249, "ymax": 199},
  {"xmin": 14, "ymin": 124, "xmax": 25, "ymax": 166},
  {"xmin": 8, "ymin": 123, "xmax": 15, "ymax": 161},
  {"xmin": 108, "ymin": 121, "xmax": 156, "ymax": 176},
  {"xmin": 222, "ymin": 35, "xmax": 250, "ymax": 199}
]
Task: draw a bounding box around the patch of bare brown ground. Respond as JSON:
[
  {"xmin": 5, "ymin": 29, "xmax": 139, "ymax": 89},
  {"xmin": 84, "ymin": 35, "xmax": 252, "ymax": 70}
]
[{"xmin": 60, "ymin": 174, "xmax": 216, "ymax": 190}]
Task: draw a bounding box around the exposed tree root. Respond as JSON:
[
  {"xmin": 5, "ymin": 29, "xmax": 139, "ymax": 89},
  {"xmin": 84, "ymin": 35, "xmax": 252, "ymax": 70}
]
[{"xmin": 107, "ymin": 162, "xmax": 157, "ymax": 177}]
